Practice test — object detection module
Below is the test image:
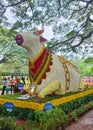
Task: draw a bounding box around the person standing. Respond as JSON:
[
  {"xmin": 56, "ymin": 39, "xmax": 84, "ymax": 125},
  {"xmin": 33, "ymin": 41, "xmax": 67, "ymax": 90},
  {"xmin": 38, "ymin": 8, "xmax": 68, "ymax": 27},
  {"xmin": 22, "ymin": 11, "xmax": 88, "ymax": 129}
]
[
  {"xmin": 21, "ymin": 76, "xmax": 26, "ymax": 85},
  {"xmin": 10, "ymin": 75, "xmax": 15, "ymax": 94},
  {"xmin": 1, "ymin": 77, "xmax": 7, "ymax": 95},
  {"xmin": 6, "ymin": 77, "xmax": 11, "ymax": 94}
]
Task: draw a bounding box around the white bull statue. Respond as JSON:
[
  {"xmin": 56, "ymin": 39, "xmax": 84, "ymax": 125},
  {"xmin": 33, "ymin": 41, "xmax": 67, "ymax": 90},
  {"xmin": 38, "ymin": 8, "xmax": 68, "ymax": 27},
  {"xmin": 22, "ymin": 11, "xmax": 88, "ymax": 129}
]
[{"xmin": 15, "ymin": 30, "xmax": 84, "ymax": 98}]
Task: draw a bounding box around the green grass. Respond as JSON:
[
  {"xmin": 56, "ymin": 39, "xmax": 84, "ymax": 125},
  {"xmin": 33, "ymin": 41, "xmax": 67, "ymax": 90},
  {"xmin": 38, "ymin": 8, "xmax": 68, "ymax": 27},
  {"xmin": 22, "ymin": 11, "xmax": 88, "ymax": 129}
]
[
  {"xmin": 0, "ymin": 85, "xmax": 3, "ymax": 90},
  {"xmin": 0, "ymin": 93, "xmax": 21, "ymax": 99},
  {"xmin": 0, "ymin": 92, "xmax": 62, "ymax": 103}
]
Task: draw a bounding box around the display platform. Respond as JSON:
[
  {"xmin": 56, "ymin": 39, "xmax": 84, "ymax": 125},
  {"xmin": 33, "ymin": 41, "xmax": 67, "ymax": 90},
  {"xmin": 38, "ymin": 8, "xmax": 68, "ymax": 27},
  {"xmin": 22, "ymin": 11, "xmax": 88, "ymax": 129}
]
[{"xmin": 0, "ymin": 89, "xmax": 93, "ymax": 111}]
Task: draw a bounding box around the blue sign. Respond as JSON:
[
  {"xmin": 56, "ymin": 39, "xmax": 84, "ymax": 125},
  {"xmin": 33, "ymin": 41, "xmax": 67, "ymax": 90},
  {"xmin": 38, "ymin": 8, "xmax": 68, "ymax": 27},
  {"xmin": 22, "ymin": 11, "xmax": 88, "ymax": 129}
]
[
  {"xmin": 17, "ymin": 82, "xmax": 24, "ymax": 90},
  {"xmin": 44, "ymin": 102, "xmax": 53, "ymax": 111},
  {"xmin": 4, "ymin": 102, "xmax": 14, "ymax": 112}
]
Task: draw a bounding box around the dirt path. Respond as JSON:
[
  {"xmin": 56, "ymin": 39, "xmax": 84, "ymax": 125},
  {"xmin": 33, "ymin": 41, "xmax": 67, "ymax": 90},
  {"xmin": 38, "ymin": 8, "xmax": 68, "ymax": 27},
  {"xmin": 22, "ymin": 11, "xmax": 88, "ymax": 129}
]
[{"xmin": 66, "ymin": 109, "xmax": 93, "ymax": 130}]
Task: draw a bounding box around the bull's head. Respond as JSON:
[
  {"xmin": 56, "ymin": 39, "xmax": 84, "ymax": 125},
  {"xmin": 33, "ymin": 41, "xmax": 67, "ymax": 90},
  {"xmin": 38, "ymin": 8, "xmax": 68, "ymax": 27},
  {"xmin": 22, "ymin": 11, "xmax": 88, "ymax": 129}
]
[{"xmin": 15, "ymin": 30, "xmax": 47, "ymax": 47}]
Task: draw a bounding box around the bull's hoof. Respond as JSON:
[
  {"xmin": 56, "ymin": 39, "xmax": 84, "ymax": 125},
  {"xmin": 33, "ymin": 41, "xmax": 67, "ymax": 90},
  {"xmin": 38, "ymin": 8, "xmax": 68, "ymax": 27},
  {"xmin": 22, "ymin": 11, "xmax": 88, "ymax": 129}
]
[
  {"xmin": 38, "ymin": 94, "xmax": 44, "ymax": 98},
  {"xmin": 78, "ymin": 88, "xmax": 84, "ymax": 91}
]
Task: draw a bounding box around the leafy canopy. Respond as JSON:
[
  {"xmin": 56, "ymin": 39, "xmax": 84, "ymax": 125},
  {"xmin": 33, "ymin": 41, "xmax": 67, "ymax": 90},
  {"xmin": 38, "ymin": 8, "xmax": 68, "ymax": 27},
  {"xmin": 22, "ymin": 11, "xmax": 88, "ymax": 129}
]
[{"xmin": 0, "ymin": 0, "xmax": 93, "ymax": 73}]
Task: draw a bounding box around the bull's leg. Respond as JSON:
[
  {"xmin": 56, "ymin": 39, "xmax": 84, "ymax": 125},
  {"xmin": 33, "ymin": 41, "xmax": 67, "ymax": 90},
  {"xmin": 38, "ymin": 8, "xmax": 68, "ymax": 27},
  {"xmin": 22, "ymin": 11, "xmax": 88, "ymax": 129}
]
[{"xmin": 38, "ymin": 80, "xmax": 64, "ymax": 98}]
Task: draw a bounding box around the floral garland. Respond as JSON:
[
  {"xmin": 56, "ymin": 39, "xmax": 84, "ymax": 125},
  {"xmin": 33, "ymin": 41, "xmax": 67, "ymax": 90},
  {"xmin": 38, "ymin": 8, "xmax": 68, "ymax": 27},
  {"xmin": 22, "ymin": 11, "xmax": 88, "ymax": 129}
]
[
  {"xmin": 58, "ymin": 56, "xmax": 80, "ymax": 90},
  {"xmin": 29, "ymin": 47, "xmax": 53, "ymax": 85},
  {"xmin": 58, "ymin": 56, "xmax": 70, "ymax": 90}
]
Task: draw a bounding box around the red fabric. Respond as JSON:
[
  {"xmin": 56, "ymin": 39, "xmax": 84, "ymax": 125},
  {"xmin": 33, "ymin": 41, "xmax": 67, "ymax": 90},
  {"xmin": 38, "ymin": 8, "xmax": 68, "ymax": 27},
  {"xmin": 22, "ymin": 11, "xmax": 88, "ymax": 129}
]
[
  {"xmin": 29, "ymin": 48, "xmax": 53, "ymax": 85},
  {"xmin": 29, "ymin": 48, "xmax": 48, "ymax": 76}
]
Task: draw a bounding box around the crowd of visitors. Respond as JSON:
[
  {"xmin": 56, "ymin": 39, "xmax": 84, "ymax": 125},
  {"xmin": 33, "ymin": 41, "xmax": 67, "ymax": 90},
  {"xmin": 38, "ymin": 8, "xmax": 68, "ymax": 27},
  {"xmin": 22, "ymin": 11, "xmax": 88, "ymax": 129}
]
[
  {"xmin": 82, "ymin": 76, "xmax": 93, "ymax": 87},
  {"xmin": 1, "ymin": 75, "xmax": 30, "ymax": 95},
  {"xmin": 1, "ymin": 76, "xmax": 93, "ymax": 95}
]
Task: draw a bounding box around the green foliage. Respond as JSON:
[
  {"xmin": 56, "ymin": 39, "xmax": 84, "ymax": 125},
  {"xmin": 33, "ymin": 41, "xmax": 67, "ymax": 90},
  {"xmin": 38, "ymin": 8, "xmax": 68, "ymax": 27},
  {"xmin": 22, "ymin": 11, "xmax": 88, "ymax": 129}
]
[
  {"xmin": 0, "ymin": 91, "xmax": 93, "ymax": 129},
  {"xmin": 24, "ymin": 120, "xmax": 32, "ymax": 130},
  {"xmin": 0, "ymin": 99, "xmax": 93, "ymax": 130},
  {"xmin": 84, "ymin": 57, "xmax": 93, "ymax": 64},
  {"xmin": 34, "ymin": 107, "xmax": 67, "ymax": 130},
  {"xmin": 70, "ymin": 111, "xmax": 78, "ymax": 121},
  {"xmin": 24, "ymin": 120, "xmax": 38, "ymax": 130},
  {"xmin": 0, "ymin": 0, "xmax": 93, "ymax": 60},
  {"xmin": 59, "ymin": 93, "xmax": 93, "ymax": 114},
  {"xmin": 69, "ymin": 104, "xmax": 88, "ymax": 122},
  {"xmin": 66, "ymin": 100, "xmax": 93, "ymax": 124},
  {"xmin": 0, "ymin": 27, "xmax": 28, "ymax": 74},
  {"xmin": 1, "ymin": 116, "xmax": 17, "ymax": 130},
  {"xmin": 71, "ymin": 59, "xmax": 93, "ymax": 76},
  {"xmin": 75, "ymin": 105, "xmax": 87, "ymax": 115},
  {"xmin": 0, "ymin": 117, "xmax": 3, "ymax": 129},
  {"xmin": 0, "ymin": 106, "xmax": 35, "ymax": 121},
  {"xmin": 1, "ymin": 72, "xmax": 28, "ymax": 76},
  {"xmin": 88, "ymin": 101, "xmax": 93, "ymax": 108},
  {"xmin": 66, "ymin": 30, "xmax": 77, "ymax": 38},
  {"xmin": 15, "ymin": 125, "xmax": 24, "ymax": 130}
]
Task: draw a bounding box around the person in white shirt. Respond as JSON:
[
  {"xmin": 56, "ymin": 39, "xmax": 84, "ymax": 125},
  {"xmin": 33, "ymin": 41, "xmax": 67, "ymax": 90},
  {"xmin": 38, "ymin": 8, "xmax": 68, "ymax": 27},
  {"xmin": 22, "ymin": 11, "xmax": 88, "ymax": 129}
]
[
  {"xmin": 10, "ymin": 75, "xmax": 15, "ymax": 94},
  {"xmin": 1, "ymin": 77, "xmax": 7, "ymax": 95},
  {"xmin": 6, "ymin": 77, "xmax": 11, "ymax": 94}
]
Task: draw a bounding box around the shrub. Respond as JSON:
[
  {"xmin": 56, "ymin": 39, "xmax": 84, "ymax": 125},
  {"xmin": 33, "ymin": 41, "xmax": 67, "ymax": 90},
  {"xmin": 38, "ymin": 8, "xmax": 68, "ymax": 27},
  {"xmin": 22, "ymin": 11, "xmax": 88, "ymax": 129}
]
[{"xmin": 34, "ymin": 107, "xmax": 67, "ymax": 130}]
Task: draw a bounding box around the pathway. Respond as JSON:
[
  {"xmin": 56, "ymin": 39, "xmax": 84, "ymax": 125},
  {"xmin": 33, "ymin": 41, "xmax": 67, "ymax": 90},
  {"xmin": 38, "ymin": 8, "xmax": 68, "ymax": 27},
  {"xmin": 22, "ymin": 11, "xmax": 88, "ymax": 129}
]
[{"xmin": 66, "ymin": 109, "xmax": 93, "ymax": 130}]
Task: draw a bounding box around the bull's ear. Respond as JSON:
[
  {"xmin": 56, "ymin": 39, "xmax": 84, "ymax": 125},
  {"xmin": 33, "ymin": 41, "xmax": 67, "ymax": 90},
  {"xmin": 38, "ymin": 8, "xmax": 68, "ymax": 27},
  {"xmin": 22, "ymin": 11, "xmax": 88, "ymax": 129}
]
[
  {"xmin": 40, "ymin": 36, "xmax": 47, "ymax": 43},
  {"xmin": 33, "ymin": 30, "xmax": 44, "ymax": 35}
]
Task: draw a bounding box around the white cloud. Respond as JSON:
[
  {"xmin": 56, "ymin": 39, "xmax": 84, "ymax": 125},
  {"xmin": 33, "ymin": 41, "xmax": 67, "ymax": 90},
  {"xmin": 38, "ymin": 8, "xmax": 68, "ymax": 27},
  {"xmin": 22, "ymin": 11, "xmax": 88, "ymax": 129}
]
[{"xmin": 43, "ymin": 26, "xmax": 53, "ymax": 40}]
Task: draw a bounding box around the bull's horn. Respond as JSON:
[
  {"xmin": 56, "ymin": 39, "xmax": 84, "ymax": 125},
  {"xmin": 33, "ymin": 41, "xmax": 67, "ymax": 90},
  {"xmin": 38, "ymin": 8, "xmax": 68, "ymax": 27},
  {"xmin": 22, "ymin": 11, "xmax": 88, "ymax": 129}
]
[{"xmin": 36, "ymin": 30, "xmax": 44, "ymax": 35}]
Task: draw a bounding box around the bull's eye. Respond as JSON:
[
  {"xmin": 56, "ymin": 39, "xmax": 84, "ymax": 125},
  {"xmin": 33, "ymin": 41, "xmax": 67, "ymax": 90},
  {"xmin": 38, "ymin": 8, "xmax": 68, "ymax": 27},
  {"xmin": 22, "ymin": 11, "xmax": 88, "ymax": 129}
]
[{"xmin": 15, "ymin": 34, "xmax": 24, "ymax": 46}]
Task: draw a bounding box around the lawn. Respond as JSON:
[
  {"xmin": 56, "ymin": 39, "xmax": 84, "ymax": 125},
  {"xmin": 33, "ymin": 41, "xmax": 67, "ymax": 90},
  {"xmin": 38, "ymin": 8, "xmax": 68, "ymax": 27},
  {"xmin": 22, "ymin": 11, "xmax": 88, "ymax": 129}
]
[{"xmin": 0, "ymin": 85, "xmax": 3, "ymax": 90}]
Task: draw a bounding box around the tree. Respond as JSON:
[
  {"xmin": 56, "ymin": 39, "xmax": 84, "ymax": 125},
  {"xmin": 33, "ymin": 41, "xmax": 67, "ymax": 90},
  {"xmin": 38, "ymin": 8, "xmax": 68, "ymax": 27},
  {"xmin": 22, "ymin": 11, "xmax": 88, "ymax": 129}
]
[
  {"xmin": 0, "ymin": 27, "xmax": 28, "ymax": 63},
  {"xmin": 71, "ymin": 58, "xmax": 93, "ymax": 76},
  {"xmin": 0, "ymin": 27, "xmax": 28, "ymax": 74},
  {"xmin": 0, "ymin": 0, "xmax": 93, "ymax": 59}
]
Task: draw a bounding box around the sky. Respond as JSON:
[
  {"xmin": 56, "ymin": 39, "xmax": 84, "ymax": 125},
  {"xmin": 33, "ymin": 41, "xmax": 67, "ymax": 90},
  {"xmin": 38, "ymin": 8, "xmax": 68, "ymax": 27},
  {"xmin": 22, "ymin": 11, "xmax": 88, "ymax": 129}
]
[{"xmin": 38, "ymin": 25, "xmax": 54, "ymax": 40}]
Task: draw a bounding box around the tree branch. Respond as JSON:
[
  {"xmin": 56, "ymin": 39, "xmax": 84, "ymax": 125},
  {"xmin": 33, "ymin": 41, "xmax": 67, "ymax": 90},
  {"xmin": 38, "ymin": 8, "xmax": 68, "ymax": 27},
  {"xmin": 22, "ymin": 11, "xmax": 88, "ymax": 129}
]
[
  {"xmin": 72, "ymin": 30, "xmax": 93, "ymax": 48},
  {"xmin": 0, "ymin": 0, "xmax": 28, "ymax": 18},
  {"xmin": 4, "ymin": 0, "xmax": 27, "ymax": 8},
  {"xmin": 58, "ymin": 0, "xmax": 61, "ymax": 10},
  {"xmin": 0, "ymin": 8, "xmax": 7, "ymax": 17},
  {"xmin": 71, "ymin": 14, "xmax": 93, "ymax": 49},
  {"xmin": 62, "ymin": 0, "xmax": 74, "ymax": 11},
  {"xmin": 0, "ymin": 57, "xmax": 7, "ymax": 64},
  {"xmin": 80, "ymin": 0, "xmax": 93, "ymax": 3}
]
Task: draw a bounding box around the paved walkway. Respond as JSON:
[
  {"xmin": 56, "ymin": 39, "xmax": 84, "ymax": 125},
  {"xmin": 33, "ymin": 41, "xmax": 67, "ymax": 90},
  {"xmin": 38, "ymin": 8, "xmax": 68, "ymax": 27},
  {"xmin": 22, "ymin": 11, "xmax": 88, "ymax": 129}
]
[{"xmin": 66, "ymin": 109, "xmax": 93, "ymax": 130}]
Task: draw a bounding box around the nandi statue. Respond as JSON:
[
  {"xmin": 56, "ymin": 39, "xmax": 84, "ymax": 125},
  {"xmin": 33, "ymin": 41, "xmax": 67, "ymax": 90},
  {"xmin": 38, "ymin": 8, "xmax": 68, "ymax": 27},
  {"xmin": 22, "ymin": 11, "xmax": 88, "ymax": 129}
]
[{"xmin": 15, "ymin": 30, "xmax": 83, "ymax": 98}]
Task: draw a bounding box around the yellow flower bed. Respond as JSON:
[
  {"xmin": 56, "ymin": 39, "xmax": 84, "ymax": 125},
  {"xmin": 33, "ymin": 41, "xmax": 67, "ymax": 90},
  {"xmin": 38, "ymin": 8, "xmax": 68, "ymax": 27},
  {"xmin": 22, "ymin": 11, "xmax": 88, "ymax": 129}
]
[{"xmin": 0, "ymin": 89, "xmax": 93, "ymax": 111}]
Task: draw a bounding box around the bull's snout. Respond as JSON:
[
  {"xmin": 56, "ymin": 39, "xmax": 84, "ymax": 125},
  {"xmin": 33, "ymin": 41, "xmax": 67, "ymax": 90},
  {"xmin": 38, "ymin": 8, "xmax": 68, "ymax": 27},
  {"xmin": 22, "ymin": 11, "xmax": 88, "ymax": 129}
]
[{"xmin": 15, "ymin": 34, "xmax": 24, "ymax": 46}]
